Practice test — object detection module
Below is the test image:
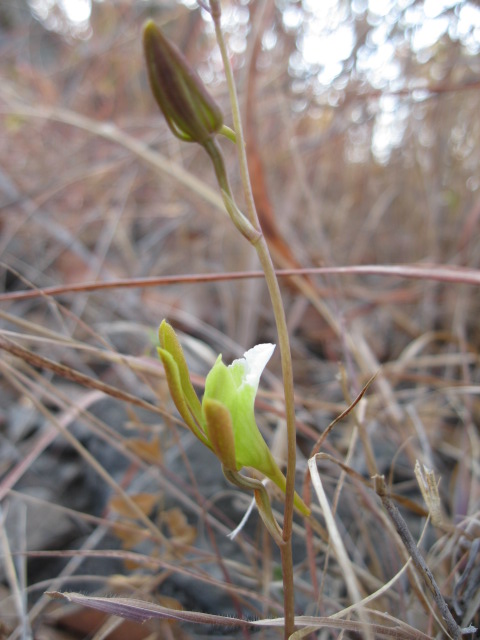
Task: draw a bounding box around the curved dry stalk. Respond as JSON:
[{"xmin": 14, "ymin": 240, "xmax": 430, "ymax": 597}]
[{"xmin": 2, "ymin": 263, "xmax": 479, "ymax": 303}]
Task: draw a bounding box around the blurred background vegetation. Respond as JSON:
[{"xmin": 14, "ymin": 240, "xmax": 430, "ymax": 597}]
[
  {"xmin": 1, "ymin": 1, "xmax": 479, "ymax": 638},
  {"xmin": 2, "ymin": 0, "xmax": 479, "ymax": 350}
]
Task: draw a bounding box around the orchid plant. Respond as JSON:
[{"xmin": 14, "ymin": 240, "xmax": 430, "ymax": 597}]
[
  {"xmin": 46, "ymin": 8, "xmax": 310, "ymax": 638},
  {"xmin": 46, "ymin": 9, "xmax": 306, "ymax": 638},
  {"xmin": 145, "ymin": 6, "xmax": 304, "ymax": 635},
  {"xmin": 158, "ymin": 321, "xmax": 309, "ymax": 541},
  {"xmin": 43, "ymin": 6, "xmax": 468, "ymax": 640}
]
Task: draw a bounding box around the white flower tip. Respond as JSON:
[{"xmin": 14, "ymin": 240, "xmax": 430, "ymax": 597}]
[
  {"xmin": 244, "ymin": 342, "xmax": 275, "ymax": 366},
  {"xmin": 240, "ymin": 343, "xmax": 275, "ymax": 389}
]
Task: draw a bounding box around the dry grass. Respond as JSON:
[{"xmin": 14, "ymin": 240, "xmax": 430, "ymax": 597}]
[{"xmin": 0, "ymin": 1, "xmax": 479, "ymax": 639}]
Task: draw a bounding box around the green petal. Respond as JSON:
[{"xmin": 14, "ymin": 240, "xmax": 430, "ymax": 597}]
[
  {"xmin": 157, "ymin": 347, "xmax": 210, "ymax": 448},
  {"xmin": 204, "ymin": 354, "xmax": 279, "ymax": 477},
  {"xmin": 158, "ymin": 321, "xmax": 203, "ymax": 427},
  {"xmin": 227, "ymin": 387, "xmax": 271, "ymax": 470},
  {"xmin": 204, "ymin": 349, "xmax": 310, "ymax": 516},
  {"xmin": 203, "ymin": 354, "xmax": 237, "ymax": 407}
]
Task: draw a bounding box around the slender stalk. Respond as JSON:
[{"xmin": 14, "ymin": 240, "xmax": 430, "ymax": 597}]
[
  {"xmin": 374, "ymin": 475, "xmax": 463, "ymax": 639},
  {"xmin": 222, "ymin": 467, "xmax": 284, "ymax": 547},
  {"xmin": 204, "ymin": 139, "xmax": 261, "ymax": 244},
  {"xmin": 209, "ymin": 2, "xmax": 297, "ymax": 636},
  {"xmin": 209, "ymin": 0, "xmax": 258, "ymax": 228}
]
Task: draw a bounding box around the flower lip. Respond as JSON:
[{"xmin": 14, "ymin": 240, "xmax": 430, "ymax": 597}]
[{"xmin": 230, "ymin": 343, "xmax": 275, "ymax": 392}]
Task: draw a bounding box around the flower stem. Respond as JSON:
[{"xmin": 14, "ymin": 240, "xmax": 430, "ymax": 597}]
[
  {"xmin": 203, "ymin": 139, "xmax": 261, "ymax": 244},
  {"xmin": 209, "ymin": 2, "xmax": 298, "ymax": 636},
  {"xmin": 222, "ymin": 467, "xmax": 284, "ymax": 547}
]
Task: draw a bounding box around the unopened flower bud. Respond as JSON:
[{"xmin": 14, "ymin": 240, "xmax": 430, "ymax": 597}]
[{"xmin": 143, "ymin": 20, "xmax": 224, "ymax": 145}]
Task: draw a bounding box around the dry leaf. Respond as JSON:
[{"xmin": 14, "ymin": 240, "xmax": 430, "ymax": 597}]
[
  {"xmin": 126, "ymin": 435, "xmax": 163, "ymax": 464},
  {"xmin": 109, "ymin": 493, "xmax": 158, "ymax": 519},
  {"xmin": 111, "ymin": 522, "xmax": 149, "ymax": 550},
  {"xmin": 164, "ymin": 507, "xmax": 196, "ymax": 546}
]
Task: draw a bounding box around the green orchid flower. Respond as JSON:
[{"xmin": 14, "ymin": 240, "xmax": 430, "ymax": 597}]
[{"xmin": 157, "ymin": 320, "xmax": 310, "ymax": 516}]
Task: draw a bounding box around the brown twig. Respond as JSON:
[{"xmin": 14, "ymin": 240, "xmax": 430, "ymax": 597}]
[
  {"xmin": 0, "ymin": 337, "xmax": 164, "ymax": 416},
  {"xmin": 373, "ymin": 475, "xmax": 472, "ymax": 639},
  {"xmin": 1, "ymin": 263, "xmax": 479, "ymax": 302}
]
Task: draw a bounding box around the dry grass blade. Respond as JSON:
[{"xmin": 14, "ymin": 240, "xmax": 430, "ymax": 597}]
[
  {"xmin": 0, "ymin": 337, "xmax": 165, "ymax": 417},
  {"xmin": 0, "ymin": 359, "xmax": 168, "ymax": 546},
  {"xmin": 0, "ymin": 503, "xmax": 31, "ymax": 637},
  {"xmin": 374, "ymin": 475, "xmax": 471, "ymax": 639},
  {"xmin": 0, "ymin": 102, "xmax": 225, "ymax": 213},
  {"xmin": 46, "ymin": 591, "xmax": 434, "ymax": 639},
  {"xmin": 308, "ymin": 454, "xmax": 374, "ymax": 640},
  {"xmin": 1, "ymin": 263, "xmax": 479, "ymax": 303}
]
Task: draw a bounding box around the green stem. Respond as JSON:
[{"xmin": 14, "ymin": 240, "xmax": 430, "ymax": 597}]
[
  {"xmin": 209, "ymin": 0, "xmax": 257, "ymax": 228},
  {"xmin": 222, "ymin": 467, "xmax": 284, "ymax": 547},
  {"xmin": 203, "ymin": 139, "xmax": 261, "ymax": 244},
  {"xmin": 209, "ymin": 3, "xmax": 297, "ymax": 637}
]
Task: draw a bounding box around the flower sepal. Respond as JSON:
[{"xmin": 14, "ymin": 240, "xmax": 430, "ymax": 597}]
[{"xmin": 203, "ymin": 397, "xmax": 237, "ymax": 471}]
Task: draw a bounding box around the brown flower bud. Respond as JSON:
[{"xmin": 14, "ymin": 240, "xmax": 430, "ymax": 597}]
[{"xmin": 143, "ymin": 19, "xmax": 223, "ymax": 146}]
